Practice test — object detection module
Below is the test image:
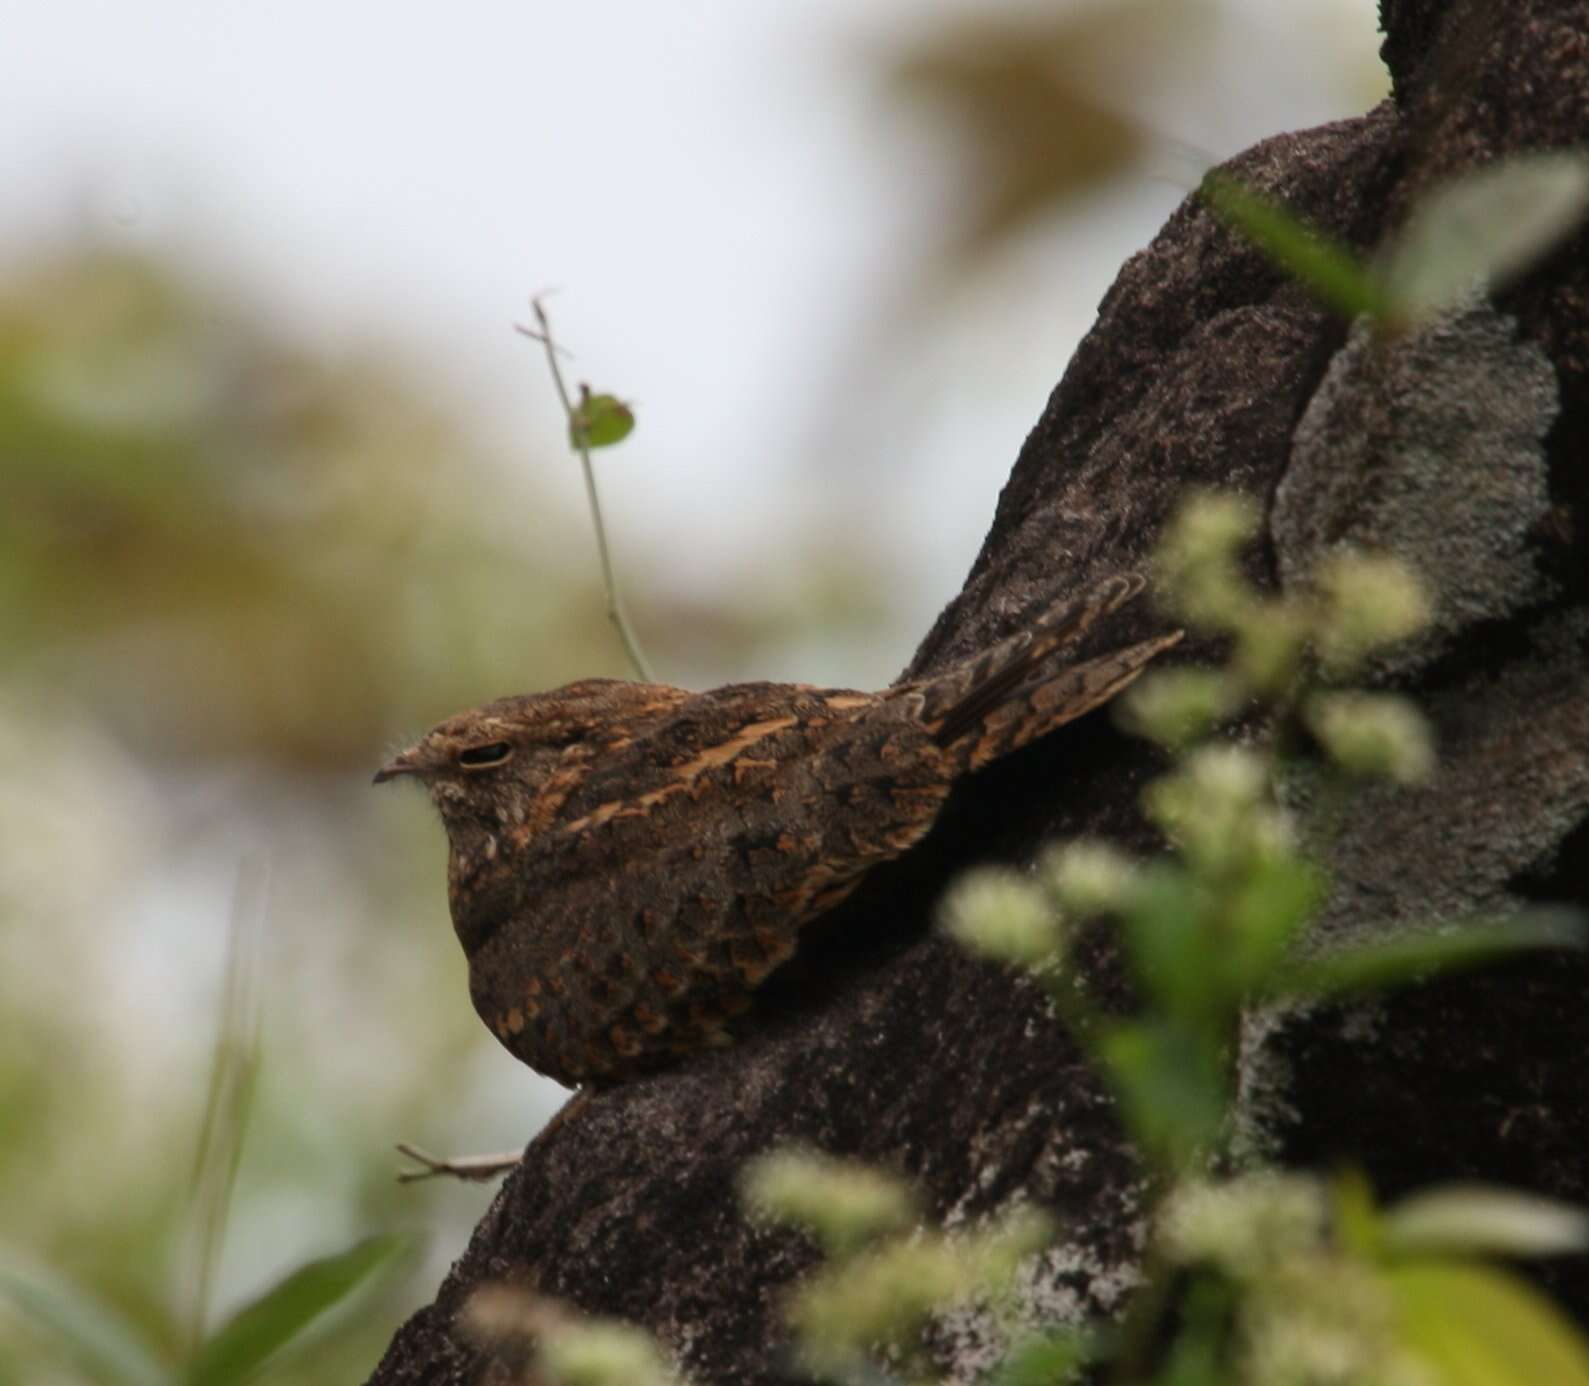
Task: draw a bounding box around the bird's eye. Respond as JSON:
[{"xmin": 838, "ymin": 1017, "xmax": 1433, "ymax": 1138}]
[{"xmin": 457, "ymin": 741, "xmax": 513, "ymax": 769}]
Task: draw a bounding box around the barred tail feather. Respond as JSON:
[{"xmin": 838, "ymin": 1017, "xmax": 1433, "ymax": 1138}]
[
  {"xmin": 914, "ymin": 572, "xmax": 1154, "ymax": 743},
  {"xmin": 931, "ymin": 631, "xmax": 1182, "ymax": 770},
  {"xmin": 914, "ymin": 572, "xmax": 1148, "ymax": 740}
]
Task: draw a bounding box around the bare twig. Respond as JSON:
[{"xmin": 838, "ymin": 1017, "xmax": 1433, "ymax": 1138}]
[{"xmin": 395, "ymin": 1142, "xmax": 522, "ymax": 1185}]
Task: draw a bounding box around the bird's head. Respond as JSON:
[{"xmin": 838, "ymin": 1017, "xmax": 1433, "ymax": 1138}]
[{"xmin": 374, "ymin": 677, "xmax": 685, "ymax": 842}]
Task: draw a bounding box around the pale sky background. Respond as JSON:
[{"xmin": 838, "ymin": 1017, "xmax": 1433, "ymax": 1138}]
[
  {"xmin": 0, "ymin": 0, "xmax": 1390, "ymax": 1336},
  {"xmin": 0, "ymin": 0, "xmax": 1388, "ymax": 686}
]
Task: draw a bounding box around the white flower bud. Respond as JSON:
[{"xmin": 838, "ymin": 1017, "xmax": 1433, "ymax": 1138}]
[
  {"xmin": 940, "ymin": 867, "xmax": 1062, "ymax": 967},
  {"xmin": 1313, "ymin": 551, "xmax": 1432, "ymax": 673},
  {"xmin": 1042, "ymin": 840, "xmax": 1137, "ymax": 916},
  {"xmin": 1306, "ymin": 693, "xmax": 1436, "ymax": 784}
]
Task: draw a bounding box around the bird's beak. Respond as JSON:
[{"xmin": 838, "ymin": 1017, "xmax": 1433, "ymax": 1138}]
[{"xmin": 373, "ymin": 748, "xmax": 421, "ymax": 785}]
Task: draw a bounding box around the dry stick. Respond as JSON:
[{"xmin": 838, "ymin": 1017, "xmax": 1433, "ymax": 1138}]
[
  {"xmin": 518, "ymin": 299, "xmax": 655, "ymax": 683},
  {"xmin": 395, "ymin": 1087, "xmax": 595, "ymax": 1183},
  {"xmin": 394, "ymin": 1143, "xmax": 523, "ymax": 1185}
]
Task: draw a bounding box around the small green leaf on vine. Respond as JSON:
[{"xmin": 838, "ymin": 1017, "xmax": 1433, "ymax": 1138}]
[{"xmin": 570, "ymin": 386, "xmax": 635, "ymax": 450}]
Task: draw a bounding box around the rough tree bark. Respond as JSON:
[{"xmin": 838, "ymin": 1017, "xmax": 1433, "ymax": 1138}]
[{"xmin": 371, "ymin": 2, "xmax": 1589, "ymax": 1380}]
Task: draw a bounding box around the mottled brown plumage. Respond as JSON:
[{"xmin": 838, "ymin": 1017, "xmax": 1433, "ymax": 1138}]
[{"xmin": 376, "ymin": 574, "xmax": 1180, "ymax": 1088}]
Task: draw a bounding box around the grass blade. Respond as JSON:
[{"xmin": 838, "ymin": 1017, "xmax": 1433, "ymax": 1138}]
[
  {"xmin": 1200, "ymin": 172, "xmax": 1392, "ymax": 321},
  {"xmin": 185, "ymin": 1236, "xmax": 405, "ymax": 1386},
  {"xmin": 183, "ymin": 857, "xmax": 268, "ymax": 1353},
  {"xmin": 0, "ymin": 1256, "xmax": 171, "ymax": 1386},
  {"xmin": 1267, "ymin": 911, "xmax": 1581, "ymax": 1000}
]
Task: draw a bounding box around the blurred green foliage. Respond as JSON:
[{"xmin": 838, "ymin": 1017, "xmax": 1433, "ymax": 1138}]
[
  {"xmin": 0, "ymin": 244, "xmax": 615, "ymax": 1381},
  {"xmin": 887, "ymin": 0, "xmax": 1168, "ymax": 274},
  {"xmin": 789, "ymin": 494, "xmax": 1582, "ymax": 1386},
  {"xmin": 0, "ymin": 244, "xmax": 897, "ymax": 1382},
  {"xmin": 882, "ymin": 0, "xmax": 1388, "ymax": 302},
  {"xmin": 0, "ymin": 249, "xmax": 631, "ymax": 766},
  {"xmin": 1202, "ymin": 152, "xmax": 1589, "ymax": 335}
]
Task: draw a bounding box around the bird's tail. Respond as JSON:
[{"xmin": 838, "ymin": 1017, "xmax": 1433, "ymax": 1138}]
[{"xmin": 912, "ymin": 573, "xmax": 1182, "ymax": 772}]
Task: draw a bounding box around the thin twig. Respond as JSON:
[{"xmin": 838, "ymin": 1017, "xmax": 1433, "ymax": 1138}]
[
  {"xmin": 517, "ymin": 298, "xmax": 655, "ymax": 682},
  {"xmin": 394, "ymin": 1142, "xmax": 522, "ymax": 1184}
]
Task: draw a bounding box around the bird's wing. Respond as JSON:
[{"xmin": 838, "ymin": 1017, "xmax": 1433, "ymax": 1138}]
[{"xmin": 469, "ymin": 681, "xmax": 953, "ymax": 1082}]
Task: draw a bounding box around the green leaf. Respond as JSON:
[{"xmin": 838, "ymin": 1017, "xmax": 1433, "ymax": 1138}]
[
  {"xmin": 1120, "ymin": 863, "xmax": 1222, "ymax": 1022},
  {"xmin": 1200, "ymin": 172, "xmax": 1393, "ymax": 321},
  {"xmin": 1384, "ymin": 1186, "xmax": 1589, "ymax": 1260},
  {"xmin": 1219, "ymin": 853, "xmax": 1326, "ymax": 996},
  {"xmin": 990, "ymin": 1328, "xmax": 1092, "ymax": 1385},
  {"xmin": 185, "ymin": 1235, "xmax": 405, "ymax": 1386},
  {"xmin": 1264, "ymin": 911, "xmax": 1581, "ymax": 1001},
  {"xmin": 1154, "ymin": 1273, "xmax": 1234, "ymax": 1386},
  {"xmin": 1332, "ymin": 1168, "xmax": 1383, "ymax": 1259},
  {"xmin": 1381, "ymin": 153, "xmax": 1589, "ymax": 324},
  {"xmin": 1387, "ymin": 1260, "xmax": 1589, "ymax": 1386},
  {"xmin": 1098, "ymin": 1019, "xmax": 1228, "ymax": 1171},
  {"xmin": 569, "ymin": 390, "xmax": 635, "ymax": 450},
  {"xmin": 0, "ymin": 1257, "xmax": 172, "ymax": 1386},
  {"xmin": 1118, "ymin": 852, "xmax": 1322, "ymax": 1015}
]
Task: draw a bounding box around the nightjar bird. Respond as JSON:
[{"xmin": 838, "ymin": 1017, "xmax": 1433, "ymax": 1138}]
[{"xmin": 376, "ymin": 573, "xmax": 1180, "ymax": 1088}]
